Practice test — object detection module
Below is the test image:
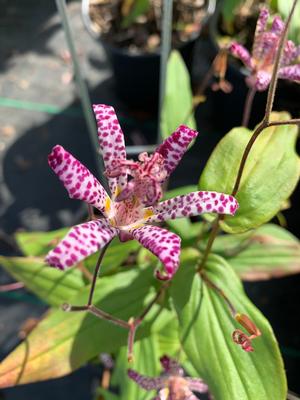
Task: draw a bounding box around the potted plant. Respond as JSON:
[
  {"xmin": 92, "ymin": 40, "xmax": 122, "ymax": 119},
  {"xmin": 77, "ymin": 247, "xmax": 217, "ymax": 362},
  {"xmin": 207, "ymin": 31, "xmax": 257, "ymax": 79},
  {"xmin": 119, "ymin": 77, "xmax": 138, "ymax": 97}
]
[{"xmin": 81, "ymin": 0, "xmax": 216, "ymax": 110}]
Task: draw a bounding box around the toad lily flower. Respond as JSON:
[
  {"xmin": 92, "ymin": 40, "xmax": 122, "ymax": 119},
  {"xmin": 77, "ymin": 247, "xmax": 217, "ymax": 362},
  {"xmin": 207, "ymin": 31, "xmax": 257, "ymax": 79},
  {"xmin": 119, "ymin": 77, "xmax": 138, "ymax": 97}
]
[
  {"xmin": 46, "ymin": 104, "xmax": 238, "ymax": 279},
  {"xmin": 229, "ymin": 7, "xmax": 300, "ymax": 91},
  {"xmin": 128, "ymin": 355, "xmax": 209, "ymax": 400}
]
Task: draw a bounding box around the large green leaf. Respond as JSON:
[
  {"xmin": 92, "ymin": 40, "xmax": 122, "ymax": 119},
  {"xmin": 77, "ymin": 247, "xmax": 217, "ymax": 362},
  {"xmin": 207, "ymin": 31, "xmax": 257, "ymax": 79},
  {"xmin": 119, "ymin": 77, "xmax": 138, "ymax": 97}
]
[
  {"xmin": 160, "ymin": 50, "xmax": 196, "ymax": 140},
  {"xmin": 15, "ymin": 228, "xmax": 69, "ymax": 257},
  {"xmin": 0, "ymin": 267, "xmax": 172, "ymax": 387},
  {"xmin": 206, "ymin": 224, "xmax": 300, "ymax": 281},
  {"xmin": 0, "ymin": 256, "xmax": 84, "ymax": 306},
  {"xmin": 111, "ymin": 335, "xmax": 160, "ymax": 400},
  {"xmin": 199, "ymin": 112, "xmax": 300, "ymax": 233},
  {"xmin": 171, "ymin": 254, "xmax": 287, "ymax": 400}
]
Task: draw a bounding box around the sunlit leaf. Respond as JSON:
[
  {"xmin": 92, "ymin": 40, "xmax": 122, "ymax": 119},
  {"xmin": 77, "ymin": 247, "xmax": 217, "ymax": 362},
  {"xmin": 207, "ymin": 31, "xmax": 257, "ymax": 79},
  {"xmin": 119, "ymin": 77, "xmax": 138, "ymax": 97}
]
[
  {"xmin": 0, "ymin": 267, "xmax": 172, "ymax": 387},
  {"xmin": 206, "ymin": 224, "xmax": 300, "ymax": 280},
  {"xmin": 171, "ymin": 254, "xmax": 287, "ymax": 400},
  {"xmin": 0, "ymin": 256, "xmax": 84, "ymax": 306},
  {"xmin": 199, "ymin": 112, "xmax": 300, "ymax": 233},
  {"xmin": 15, "ymin": 228, "xmax": 69, "ymax": 257},
  {"xmin": 160, "ymin": 50, "xmax": 196, "ymax": 140}
]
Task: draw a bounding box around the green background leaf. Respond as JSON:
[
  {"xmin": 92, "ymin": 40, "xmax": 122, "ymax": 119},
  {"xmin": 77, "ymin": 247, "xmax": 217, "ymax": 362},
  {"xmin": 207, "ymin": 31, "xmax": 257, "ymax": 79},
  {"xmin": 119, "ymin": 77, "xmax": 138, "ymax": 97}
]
[
  {"xmin": 205, "ymin": 224, "xmax": 300, "ymax": 280},
  {"xmin": 0, "ymin": 267, "xmax": 172, "ymax": 387},
  {"xmin": 160, "ymin": 50, "xmax": 196, "ymax": 140},
  {"xmin": 171, "ymin": 254, "xmax": 287, "ymax": 400},
  {"xmin": 199, "ymin": 112, "xmax": 300, "ymax": 233},
  {"xmin": 0, "ymin": 256, "xmax": 84, "ymax": 306},
  {"xmin": 15, "ymin": 228, "xmax": 69, "ymax": 257}
]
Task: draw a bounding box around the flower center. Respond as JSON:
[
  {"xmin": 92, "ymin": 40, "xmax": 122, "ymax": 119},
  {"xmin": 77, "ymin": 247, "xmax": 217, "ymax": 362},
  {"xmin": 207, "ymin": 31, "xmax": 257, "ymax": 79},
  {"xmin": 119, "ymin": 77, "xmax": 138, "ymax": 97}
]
[{"xmin": 105, "ymin": 152, "xmax": 167, "ymax": 206}]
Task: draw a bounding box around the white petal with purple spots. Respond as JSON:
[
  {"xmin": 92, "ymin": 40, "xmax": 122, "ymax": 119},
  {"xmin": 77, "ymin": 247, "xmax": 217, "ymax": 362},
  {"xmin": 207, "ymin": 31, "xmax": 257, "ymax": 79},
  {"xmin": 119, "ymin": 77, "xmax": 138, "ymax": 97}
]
[
  {"xmin": 147, "ymin": 191, "xmax": 239, "ymax": 223},
  {"xmin": 131, "ymin": 225, "xmax": 181, "ymax": 280},
  {"xmin": 48, "ymin": 145, "xmax": 110, "ymax": 215},
  {"xmin": 46, "ymin": 219, "xmax": 118, "ymax": 270},
  {"xmin": 93, "ymin": 104, "xmax": 127, "ymax": 198},
  {"xmin": 278, "ymin": 64, "xmax": 300, "ymax": 82},
  {"xmin": 155, "ymin": 125, "xmax": 198, "ymax": 182}
]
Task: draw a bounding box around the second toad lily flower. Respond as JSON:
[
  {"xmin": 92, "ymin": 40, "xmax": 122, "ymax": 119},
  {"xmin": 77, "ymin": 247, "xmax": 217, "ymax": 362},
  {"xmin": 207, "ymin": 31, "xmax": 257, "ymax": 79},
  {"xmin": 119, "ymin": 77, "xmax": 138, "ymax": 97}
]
[
  {"xmin": 46, "ymin": 104, "xmax": 238, "ymax": 280},
  {"xmin": 128, "ymin": 355, "xmax": 209, "ymax": 400},
  {"xmin": 229, "ymin": 7, "xmax": 300, "ymax": 91}
]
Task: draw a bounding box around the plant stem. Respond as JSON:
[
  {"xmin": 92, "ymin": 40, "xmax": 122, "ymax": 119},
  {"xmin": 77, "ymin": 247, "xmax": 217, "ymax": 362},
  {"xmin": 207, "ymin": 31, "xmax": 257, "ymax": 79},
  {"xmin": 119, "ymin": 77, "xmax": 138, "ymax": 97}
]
[
  {"xmin": 242, "ymin": 86, "xmax": 256, "ymax": 127},
  {"xmin": 87, "ymin": 241, "xmax": 112, "ymax": 306},
  {"xmin": 197, "ymin": 217, "xmax": 220, "ymax": 271},
  {"xmin": 267, "ymin": 118, "xmax": 300, "ymax": 127},
  {"xmin": 231, "ymin": 122, "xmax": 265, "ymax": 196},
  {"xmin": 0, "ymin": 281, "xmax": 25, "ymax": 292},
  {"xmin": 127, "ymin": 283, "xmax": 168, "ymax": 361},
  {"xmin": 201, "ymin": 272, "xmax": 237, "ymax": 316}
]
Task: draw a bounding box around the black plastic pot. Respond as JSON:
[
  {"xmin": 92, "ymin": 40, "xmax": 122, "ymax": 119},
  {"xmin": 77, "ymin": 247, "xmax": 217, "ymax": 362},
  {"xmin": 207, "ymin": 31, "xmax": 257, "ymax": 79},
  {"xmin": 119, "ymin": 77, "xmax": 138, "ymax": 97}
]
[{"xmin": 82, "ymin": 0, "xmax": 216, "ymax": 112}]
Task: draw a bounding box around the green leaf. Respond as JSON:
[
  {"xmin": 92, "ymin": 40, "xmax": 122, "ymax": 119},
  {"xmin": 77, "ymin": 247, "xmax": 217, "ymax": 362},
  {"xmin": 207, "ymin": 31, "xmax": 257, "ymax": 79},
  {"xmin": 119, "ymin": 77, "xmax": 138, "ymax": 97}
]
[
  {"xmin": 111, "ymin": 335, "xmax": 160, "ymax": 400},
  {"xmin": 15, "ymin": 228, "xmax": 69, "ymax": 256},
  {"xmin": 160, "ymin": 50, "xmax": 196, "ymax": 140},
  {"xmin": 221, "ymin": 0, "xmax": 244, "ymax": 23},
  {"xmin": 171, "ymin": 254, "xmax": 287, "ymax": 400},
  {"xmin": 84, "ymin": 238, "xmax": 140, "ymax": 275},
  {"xmin": 207, "ymin": 224, "xmax": 300, "ymax": 280},
  {"xmin": 199, "ymin": 112, "xmax": 300, "ymax": 233},
  {"xmin": 95, "ymin": 388, "xmax": 119, "ymax": 400},
  {"xmin": 0, "ymin": 256, "xmax": 85, "ymax": 306},
  {"xmin": 121, "ymin": 0, "xmax": 150, "ymax": 28},
  {"xmin": 0, "ymin": 267, "xmax": 172, "ymax": 387}
]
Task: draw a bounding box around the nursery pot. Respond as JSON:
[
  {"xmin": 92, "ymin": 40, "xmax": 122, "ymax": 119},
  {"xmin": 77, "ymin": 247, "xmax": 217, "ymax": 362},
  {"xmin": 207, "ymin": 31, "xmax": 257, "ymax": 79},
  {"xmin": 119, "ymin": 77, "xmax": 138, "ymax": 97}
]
[{"xmin": 82, "ymin": 0, "xmax": 216, "ymax": 111}]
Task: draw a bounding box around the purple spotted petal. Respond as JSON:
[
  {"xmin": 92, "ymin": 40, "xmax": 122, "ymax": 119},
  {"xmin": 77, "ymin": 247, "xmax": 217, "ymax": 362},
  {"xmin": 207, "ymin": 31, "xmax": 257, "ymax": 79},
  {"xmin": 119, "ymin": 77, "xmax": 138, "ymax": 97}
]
[
  {"xmin": 131, "ymin": 225, "xmax": 181, "ymax": 280},
  {"xmin": 45, "ymin": 219, "xmax": 118, "ymax": 270},
  {"xmin": 282, "ymin": 40, "xmax": 298, "ymax": 65},
  {"xmin": 252, "ymin": 7, "xmax": 269, "ymax": 59},
  {"xmin": 48, "ymin": 145, "xmax": 110, "ymax": 214},
  {"xmin": 246, "ymin": 70, "xmax": 271, "ymax": 91},
  {"xmin": 128, "ymin": 369, "xmax": 165, "ymax": 390},
  {"xmin": 147, "ymin": 191, "xmax": 238, "ymax": 223},
  {"xmin": 186, "ymin": 378, "xmax": 209, "ymax": 393},
  {"xmin": 155, "ymin": 125, "xmax": 198, "ymax": 182},
  {"xmin": 270, "ymin": 15, "xmax": 284, "ymax": 35},
  {"xmin": 229, "ymin": 42, "xmax": 253, "ymax": 69},
  {"xmin": 93, "ymin": 104, "xmax": 127, "ymax": 198},
  {"xmin": 278, "ymin": 64, "xmax": 300, "ymax": 82},
  {"xmin": 160, "ymin": 355, "xmax": 183, "ymax": 376}
]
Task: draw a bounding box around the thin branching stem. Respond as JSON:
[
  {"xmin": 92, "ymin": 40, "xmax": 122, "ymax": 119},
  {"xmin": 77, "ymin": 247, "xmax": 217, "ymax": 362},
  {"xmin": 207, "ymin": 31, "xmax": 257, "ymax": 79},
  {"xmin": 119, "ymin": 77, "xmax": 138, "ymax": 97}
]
[
  {"xmin": 201, "ymin": 272, "xmax": 237, "ymax": 316},
  {"xmin": 242, "ymin": 86, "xmax": 256, "ymax": 127},
  {"xmin": 87, "ymin": 241, "xmax": 112, "ymax": 306}
]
